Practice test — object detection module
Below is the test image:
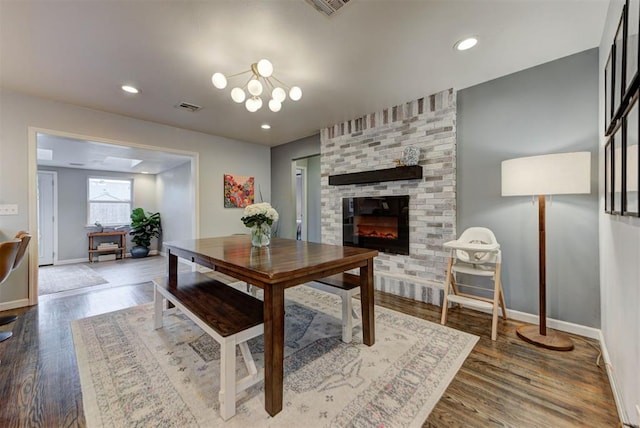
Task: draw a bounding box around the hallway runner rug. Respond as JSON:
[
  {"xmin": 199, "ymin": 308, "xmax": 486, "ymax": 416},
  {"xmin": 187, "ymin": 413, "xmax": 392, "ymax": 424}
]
[{"xmin": 72, "ymin": 285, "xmax": 478, "ymax": 427}]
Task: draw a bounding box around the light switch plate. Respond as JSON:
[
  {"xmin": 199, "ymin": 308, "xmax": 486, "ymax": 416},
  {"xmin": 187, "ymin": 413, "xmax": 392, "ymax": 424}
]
[{"xmin": 0, "ymin": 204, "xmax": 18, "ymax": 215}]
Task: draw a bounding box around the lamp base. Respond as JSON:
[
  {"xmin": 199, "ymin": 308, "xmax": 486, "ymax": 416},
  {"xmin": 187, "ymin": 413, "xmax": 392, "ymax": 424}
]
[{"xmin": 516, "ymin": 325, "xmax": 574, "ymax": 351}]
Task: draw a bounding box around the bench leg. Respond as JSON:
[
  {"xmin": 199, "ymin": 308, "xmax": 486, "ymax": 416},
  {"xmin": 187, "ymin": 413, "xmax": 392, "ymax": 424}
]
[
  {"xmin": 341, "ymin": 294, "xmax": 353, "ymax": 343},
  {"xmin": 219, "ymin": 338, "xmax": 237, "ymax": 421},
  {"xmin": 154, "ymin": 286, "xmax": 163, "ymax": 330}
]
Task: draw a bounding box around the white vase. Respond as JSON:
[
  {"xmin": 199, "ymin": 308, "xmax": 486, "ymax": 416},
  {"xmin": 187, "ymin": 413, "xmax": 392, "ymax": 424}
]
[{"xmin": 250, "ymin": 223, "xmax": 271, "ymax": 247}]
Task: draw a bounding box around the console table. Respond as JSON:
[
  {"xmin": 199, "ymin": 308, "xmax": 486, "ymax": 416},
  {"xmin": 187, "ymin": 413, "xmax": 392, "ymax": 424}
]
[{"xmin": 87, "ymin": 231, "xmax": 127, "ymax": 262}]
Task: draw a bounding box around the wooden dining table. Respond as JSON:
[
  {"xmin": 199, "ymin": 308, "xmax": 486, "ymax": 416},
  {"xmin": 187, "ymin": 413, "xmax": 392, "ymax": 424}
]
[{"xmin": 163, "ymin": 235, "xmax": 378, "ymax": 417}]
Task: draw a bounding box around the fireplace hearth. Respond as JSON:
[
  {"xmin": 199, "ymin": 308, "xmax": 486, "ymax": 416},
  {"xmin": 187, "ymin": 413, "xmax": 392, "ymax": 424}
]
[{"xmin": 343, "ymin": 195, "xmax": 409, "ymax": 255}]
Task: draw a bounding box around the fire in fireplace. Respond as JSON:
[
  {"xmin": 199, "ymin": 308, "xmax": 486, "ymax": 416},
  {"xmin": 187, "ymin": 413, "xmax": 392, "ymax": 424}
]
[{"xmin": 343, "ymin": 195, "xmax": 409, "ymax": 255}]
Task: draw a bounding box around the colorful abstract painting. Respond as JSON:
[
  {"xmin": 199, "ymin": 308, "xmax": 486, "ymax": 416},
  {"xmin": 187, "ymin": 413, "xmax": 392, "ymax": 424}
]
[{"xmin": 224, "ymin": 174, "xmax": 254, "ymax": 208}]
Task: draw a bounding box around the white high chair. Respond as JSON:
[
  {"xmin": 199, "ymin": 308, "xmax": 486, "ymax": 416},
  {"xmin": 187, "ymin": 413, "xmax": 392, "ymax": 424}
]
[{"xmin": 440, "ymin": 227, "xmax": 507, "ymax": 341}]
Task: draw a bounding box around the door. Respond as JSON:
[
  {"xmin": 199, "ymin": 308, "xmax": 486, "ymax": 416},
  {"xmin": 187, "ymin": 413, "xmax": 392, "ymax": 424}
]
[{"xmin": 37, "ymin": 171, "xmax": 56, "ymax": 266}]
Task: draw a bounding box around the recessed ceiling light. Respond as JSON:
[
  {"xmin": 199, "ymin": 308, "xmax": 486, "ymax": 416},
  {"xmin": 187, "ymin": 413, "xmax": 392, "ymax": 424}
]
[
  {"xmin": 261, "ymin": 124, "xmax": 271, "ymax": 130},
  {"xmin": 454, "ymin": 37, "xmax": 478, "ymax": 51},
  {"xmin": 121, "ymin": 85, "xmax": 139, "ymax": 94},
  {"xmin": 141, "ymin": 171, "xmax": 150, "ymax": 174}
]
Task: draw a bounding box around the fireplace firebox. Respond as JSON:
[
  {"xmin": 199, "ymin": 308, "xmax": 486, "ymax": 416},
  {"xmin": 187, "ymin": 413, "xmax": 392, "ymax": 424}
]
[{"xmin": 342, "ymin": 195, "xmax": 409, "ymax": 255}]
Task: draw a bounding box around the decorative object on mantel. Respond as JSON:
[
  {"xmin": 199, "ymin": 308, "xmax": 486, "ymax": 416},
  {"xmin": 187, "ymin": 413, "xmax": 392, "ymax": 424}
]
[
  {"xmin": 502, "ymin": 152, "xmax": 590, "ymax": 351},
  {"xmin": 402, "ymin": 145, "xmax": 420, "ymax": 166},
  {"xmin": 211, "ymin": 59, "xmax": 302, "ymax": 112},
  {"xmin": 393, "ymin": 159, "xmax": 404, "ymax": 167},
  {"xmin": 329, "ymin": 165, "xmax": 423, "ymax": 186},
  {"xmin": 224, "ymin": 173, "xmax": 255, "ymax": 208},
  {"xmin": 241, "ymin": 202, "xmax": 279, "ymax": 247}
]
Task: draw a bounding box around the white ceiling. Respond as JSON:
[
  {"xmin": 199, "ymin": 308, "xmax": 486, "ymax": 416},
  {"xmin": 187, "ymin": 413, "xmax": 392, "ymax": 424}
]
[
  {"xmin": 37, "ymin": 133, "xmax": 193, "ymax": 174},
  {"xmin": 1, "ymin": 0, "xmax": 607, "ymax": 149}
]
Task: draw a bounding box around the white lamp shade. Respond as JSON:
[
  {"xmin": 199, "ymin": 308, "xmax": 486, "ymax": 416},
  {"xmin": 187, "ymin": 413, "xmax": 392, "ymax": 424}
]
[
  {"xmin": 257, "ymin": 59, "xmax": 273, "ymax": 77},
  {"xmin": 501, "ymin": 152, "xmax": 591, "ymax": 196},
  {"xmin": 211, "ymin": 73, "xmax": 227, "ymax": 89},
  {"xmin": 272, "ymin": 87, "xmax": 286, "ymax": 102},
  {"xmin": 289, "ymin": 86, "xmax": 302, "ymax": 101},
  {"xmin": 230, "ymin": 87, "xmax": 246, "ymax": 103},
  {"xmin": 247, "ymin": 79, "xmax": 263, "ymax": 96},
  {"xmin": 268, "ymin": 99, "xmax": 282, "ymax": 112}
]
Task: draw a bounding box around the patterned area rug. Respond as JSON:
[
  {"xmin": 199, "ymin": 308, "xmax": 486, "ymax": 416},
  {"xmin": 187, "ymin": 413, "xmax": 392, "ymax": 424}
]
[
  {"xmin": 39, "ymin": 264, "xmax": 108, "ymax": 295},
  {"xmin": 72, "ymin": 285, "xmax": 478, "ymax": 427}
]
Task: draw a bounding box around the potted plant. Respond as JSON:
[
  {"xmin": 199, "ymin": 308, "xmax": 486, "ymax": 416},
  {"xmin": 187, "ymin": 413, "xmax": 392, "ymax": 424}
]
[{"xmin": 129, "ymin": 208, "xmax": 161, "ymax": 258}]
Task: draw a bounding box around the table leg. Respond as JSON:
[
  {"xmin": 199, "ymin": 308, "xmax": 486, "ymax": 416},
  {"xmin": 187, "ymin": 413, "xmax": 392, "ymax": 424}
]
[
  {"xmin": 168, "ymin": 251, "xmax": 178, "ymax": 287},
  {"xmin": 263, "ymin": 284, "xmax": 285, "ymax": 416},
  {"xmin": 360, "ymin": 258, "xmax": 375, "ymax": 346}
]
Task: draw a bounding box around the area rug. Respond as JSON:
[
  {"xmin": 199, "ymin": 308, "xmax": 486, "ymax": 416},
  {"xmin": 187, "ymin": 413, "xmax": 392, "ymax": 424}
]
[
  {"xmin": 71, "ymin": 285, "xmax": 478, "ymax": 427},
  {"xmin": 39, "ymin": 264, "xmax": 108, "ymax": 295}
]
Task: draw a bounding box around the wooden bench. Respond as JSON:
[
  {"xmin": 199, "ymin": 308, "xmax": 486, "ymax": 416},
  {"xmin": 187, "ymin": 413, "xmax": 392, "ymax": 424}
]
[
  {"xmin": 153, "ymin": 272, "xmax": 264, "ymax": 421},
  {"xmin": 307, "ymin": 272, "xmax": 361, "ymax": 343}
]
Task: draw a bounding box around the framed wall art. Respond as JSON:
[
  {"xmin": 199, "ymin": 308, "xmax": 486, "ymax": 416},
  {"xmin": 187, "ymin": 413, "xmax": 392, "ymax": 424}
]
[
  {"xmin": 606, "ymin": 48, "xmax": 615, "ymax": 135},
  {"xmin": 613, "ymin": 7, "xmax": 626, "ymax": 121},
  {"xmin": 624, "ymin": 95, "xmax": 639, "ymax": 215},
  {"xmin": 223, "ymin": 173, "xmax": 254, "ymax": 208},
  {"xmin": 605, "ymin": 138, "xmax": 612, "ymax": 213},
  {"xmin": 626, "ymin": 0, "xmax": 639, "ymax": 96},
  {"xmin": 613, "ymin": 123, "xmax": 624, "ymax": 214}
]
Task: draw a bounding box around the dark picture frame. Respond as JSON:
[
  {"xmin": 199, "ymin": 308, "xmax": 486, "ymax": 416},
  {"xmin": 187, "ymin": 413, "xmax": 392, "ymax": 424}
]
[
  {"xmin": 614, "ymin": 7, "xmax": 627, "ymax": 121},
  {"xmin": 606, "ymin": 48, "xmax": 615, "ymax": 135},
  {"xmin": 623, "ymin": 95, "xmax": 640, "ymax": 216},
  {"xmin": 605, "ymin": 138, "xmax": 613, "ymax": 213},
  {"xmin": 626, "ymin": 0, "xmax": 639, "ymax": 96},
  {"xmin": 613, "ymin": 123, "xmax": 624, "ymax": 214}
]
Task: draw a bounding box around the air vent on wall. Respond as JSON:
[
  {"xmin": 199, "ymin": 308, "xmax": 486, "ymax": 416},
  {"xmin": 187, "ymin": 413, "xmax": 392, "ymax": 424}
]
[
  {"xmin": 306, "ymin": 0, "xmax": 350, "ymax": 16},
  {"xmin": 176, "ymin": 102, "xmax": 202, "ymax": 112}
]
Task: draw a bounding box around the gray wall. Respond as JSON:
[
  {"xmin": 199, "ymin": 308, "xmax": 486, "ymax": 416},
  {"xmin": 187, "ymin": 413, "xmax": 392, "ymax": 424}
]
[
  {"xmin": 270, "ymin": 134, "xmax": 320, "ymax": 239},
  {"xmin": 39, "ymin": 167, "xmax": 158, "ymax": 261},
  {"xmin": 457, "ymin": 48, "xmax": 600, "ymax": 327},
  {"xmin": 157, "ymin": 161, "xmax": 194, "ymax": 247}
]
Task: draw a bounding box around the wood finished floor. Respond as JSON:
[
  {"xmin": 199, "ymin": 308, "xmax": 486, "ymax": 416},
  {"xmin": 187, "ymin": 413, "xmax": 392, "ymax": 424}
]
[{"xmin": 0, "ymin": 257, "xmax": 619, "ymax": 427}]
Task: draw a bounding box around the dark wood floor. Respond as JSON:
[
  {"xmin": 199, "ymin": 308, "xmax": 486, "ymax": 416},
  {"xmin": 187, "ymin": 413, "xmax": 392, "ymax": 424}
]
[{"xmin": 0, "ymin": 259, "xmax": 619, "ymax": 427}]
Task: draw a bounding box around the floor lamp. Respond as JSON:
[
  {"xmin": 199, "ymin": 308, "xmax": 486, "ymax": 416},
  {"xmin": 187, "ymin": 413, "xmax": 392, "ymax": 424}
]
[{"xmin": 501, "ymin": 152, "xmax": 591, "ymax": 351}]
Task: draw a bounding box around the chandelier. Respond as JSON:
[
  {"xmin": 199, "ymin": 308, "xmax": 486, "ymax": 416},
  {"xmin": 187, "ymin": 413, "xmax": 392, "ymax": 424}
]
[{"xmin": 211, "ymin": 59, "xmax": 302, "ymax": 113}]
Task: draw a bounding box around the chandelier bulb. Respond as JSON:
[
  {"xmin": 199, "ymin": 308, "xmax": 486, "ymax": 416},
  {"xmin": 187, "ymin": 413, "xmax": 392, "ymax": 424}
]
[
  {"xmin": 269, "ymin": 99, "xmax": 282, "ymax": 112},
  {"xmin": 289, "ymin": 86, "xmax": 302, "ymax": 101},
  {"xmin": 247, "ymin": 79, "xmax": 263, "ymax": 96},
  {"xmin": 272, "ymin": 87, "xmax": 286, "ymax": 103},
  {"xmin": 245, "ymin": 97, "xmax": 263, "ymax": 112},
  {"xmin": 257, "ymin": 59, "xmax": 274, "ymax": 78},
  {"xmin": 211, "ymin": 72, "xmax": 227, "ymax": 89},
  {"xmin": 230, "ymin": 87, "xmax": 246, "ymax": 103}
]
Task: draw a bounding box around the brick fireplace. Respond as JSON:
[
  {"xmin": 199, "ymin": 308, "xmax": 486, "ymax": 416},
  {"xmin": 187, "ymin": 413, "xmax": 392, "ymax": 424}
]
[{"xmin": 320, "ymin": 88, "xmax": 456, "ymax": 305}]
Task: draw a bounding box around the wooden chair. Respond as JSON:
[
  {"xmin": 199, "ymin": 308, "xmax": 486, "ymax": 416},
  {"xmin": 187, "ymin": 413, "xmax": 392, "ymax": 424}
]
[
  {"xmin": 0, "ymin": 239, "xmax": 22, "ymax": 343},
  {"xmin": 440, "ymin": 227, "xmax": 507, "ymax": 341},
  {"xmin": 0, "ymin": 231, "xmax": 31, "ymax": 329}
]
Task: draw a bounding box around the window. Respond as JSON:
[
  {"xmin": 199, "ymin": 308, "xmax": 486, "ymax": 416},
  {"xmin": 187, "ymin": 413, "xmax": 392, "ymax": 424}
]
[{"xmin": 88, "ymin": 177, "xmax": 132, "ymax": 226}]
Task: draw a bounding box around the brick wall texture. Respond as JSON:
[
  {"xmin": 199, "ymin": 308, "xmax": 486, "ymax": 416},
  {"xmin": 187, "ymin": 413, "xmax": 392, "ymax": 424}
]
[{"xmin": 320, "ymin": 88, "xmax": 456, "ymax": 305}]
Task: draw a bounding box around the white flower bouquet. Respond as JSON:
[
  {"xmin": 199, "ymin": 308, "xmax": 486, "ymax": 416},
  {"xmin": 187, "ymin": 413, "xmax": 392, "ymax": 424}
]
[{"xmin": 241, "ymin": 202, "xmax": 279, "ymax": 228}]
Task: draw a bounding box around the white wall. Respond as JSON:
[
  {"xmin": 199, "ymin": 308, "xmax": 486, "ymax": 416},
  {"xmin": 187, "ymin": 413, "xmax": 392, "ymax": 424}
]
[
  {"xmin": 0, "ymin": 88, "xmax": 270, "ymax": 306},
  {"xmin": 599, "ymin": 1, "xmax": 640, "ymax": 424},
  {"xmin": 156, "ymin": 161, "xmax": 194, "ymax": 246}
]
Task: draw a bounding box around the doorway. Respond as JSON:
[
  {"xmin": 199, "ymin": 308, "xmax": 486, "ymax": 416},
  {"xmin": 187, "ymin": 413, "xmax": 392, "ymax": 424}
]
[
  {"xmin": 29, "ymin": 128, "xmax": 198, "ymax": 302},
  {"xmin": 293, "ymin": 154, "xmax": 321, "ymax": 242}
]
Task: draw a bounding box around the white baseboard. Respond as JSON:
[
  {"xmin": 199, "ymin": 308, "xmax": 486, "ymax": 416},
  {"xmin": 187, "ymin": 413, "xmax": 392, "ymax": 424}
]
[
  {"xmin": 0, "ymin": 298, "xmax": 29, "ymax": 311},
  {"xmin": 599, "ymin": 331, "xmax": 628, "ymax": 426},
  {"xmin": 467, "ymin": 305, "xmax": 601, "ymax": 340},
  {"xmin": 51, "ymin": 258, "xmax": 89, "ymax": 265}
]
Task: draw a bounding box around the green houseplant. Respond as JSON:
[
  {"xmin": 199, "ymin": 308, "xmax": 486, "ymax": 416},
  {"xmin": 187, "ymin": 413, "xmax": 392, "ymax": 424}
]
[{"xmin": 129, "ymin": 208, "xmax": 161, "ymax": 258}]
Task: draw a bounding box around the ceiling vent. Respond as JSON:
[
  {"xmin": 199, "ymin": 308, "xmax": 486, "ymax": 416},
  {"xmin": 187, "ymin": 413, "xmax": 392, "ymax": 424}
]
[
  {"xmin": 176, "ymin": 102, "xmax": 202, "ymax": 112},
  {"xmin": 306, "ymin": 0, "xmax": 350, "ymax": 16}
]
